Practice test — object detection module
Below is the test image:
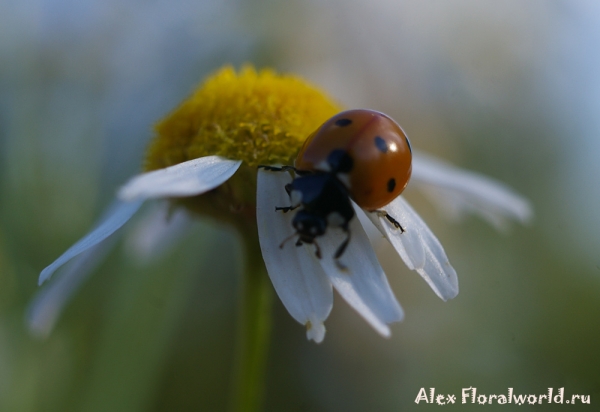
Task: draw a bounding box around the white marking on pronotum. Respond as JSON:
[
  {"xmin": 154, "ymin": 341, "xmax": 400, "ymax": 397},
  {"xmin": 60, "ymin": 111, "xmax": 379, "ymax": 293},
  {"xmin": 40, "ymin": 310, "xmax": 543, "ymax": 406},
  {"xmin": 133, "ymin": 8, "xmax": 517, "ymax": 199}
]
[
  {"xmin": 327, "ymin": 212, "xmax": 345, "ymax": 228},
  {"xmin": 315, "ymin": 160, "xmax": 331, "ymax": 172},
  {"xmin": 336, "ymin": 173, "xmax": 351, "ymax": 189},
  {"xmin": 290, "ymin": 189, "xmax": 303, "ymax": 206}
]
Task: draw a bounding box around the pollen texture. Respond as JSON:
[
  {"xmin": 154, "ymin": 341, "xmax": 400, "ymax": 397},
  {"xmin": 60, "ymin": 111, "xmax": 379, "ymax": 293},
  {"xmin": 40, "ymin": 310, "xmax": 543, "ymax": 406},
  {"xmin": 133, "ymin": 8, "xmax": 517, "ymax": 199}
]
[{"xmin": 144, "ymin": 66, "xmax": 342, "ymax": 170}]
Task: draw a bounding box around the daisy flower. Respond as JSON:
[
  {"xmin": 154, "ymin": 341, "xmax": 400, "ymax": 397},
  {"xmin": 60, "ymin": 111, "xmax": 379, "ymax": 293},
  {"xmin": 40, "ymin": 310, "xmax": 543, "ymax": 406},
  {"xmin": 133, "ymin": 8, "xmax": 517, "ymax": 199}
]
[{"xmin": 29, "ymin": 66, "xmax": 532, "ymax": 344}]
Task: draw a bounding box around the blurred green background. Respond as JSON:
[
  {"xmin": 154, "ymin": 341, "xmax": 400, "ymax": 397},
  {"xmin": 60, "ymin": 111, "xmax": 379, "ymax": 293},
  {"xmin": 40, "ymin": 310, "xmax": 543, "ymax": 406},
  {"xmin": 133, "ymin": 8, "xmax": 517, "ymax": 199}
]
[{"xmin": 1, "ymin": 0, "xmax": 599, "ymax": 411}]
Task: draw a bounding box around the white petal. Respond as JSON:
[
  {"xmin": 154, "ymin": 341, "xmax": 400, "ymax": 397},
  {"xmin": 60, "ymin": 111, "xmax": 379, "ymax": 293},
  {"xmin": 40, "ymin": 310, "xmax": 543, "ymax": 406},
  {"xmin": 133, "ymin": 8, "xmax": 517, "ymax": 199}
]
[
  {"xmin": 354, "ymin": 206, "xmax": 385, "ymax": 246},
  {"xmin": 305, "ymin": 319, "xmax": 326, "ymax": 343},
  {"xmin": 257, "ymin": 169, "xmax": 333, "ymax": 343},
  {"xmin": 118, "ymin": 156, "xmax": 241, "ymax": 201},
  {"xmin": 371, "ymin": 196, "xmax": 458, "ymax": 301},
  {"xmin": 411, "ymin": 152, "xmax": 533, "ymax": 230},
  {"xmin": 38, "ymin": 199, "xmax": 143, "ymax": 285},
  {"xmin": 317, "ymin": 216, "xmax": 404, "ymax": 337},
  {"xmin": 27, "ymin": 235, "xmax": 118, "ymax": 338},
  {"xmin": 124, "ymin": 201, "xmax": 191, "ymax": 264},
  {"xmin": 365, "ymin": 204, "xmax": 425, "ymax": 271}
]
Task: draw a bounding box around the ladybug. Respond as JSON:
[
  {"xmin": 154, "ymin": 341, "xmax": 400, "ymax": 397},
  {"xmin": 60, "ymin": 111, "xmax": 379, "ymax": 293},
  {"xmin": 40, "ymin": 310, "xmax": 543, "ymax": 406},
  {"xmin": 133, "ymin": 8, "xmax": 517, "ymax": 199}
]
[{"xmin": 260, "ymin": 109, "xmax": 412, "ymax": 268}]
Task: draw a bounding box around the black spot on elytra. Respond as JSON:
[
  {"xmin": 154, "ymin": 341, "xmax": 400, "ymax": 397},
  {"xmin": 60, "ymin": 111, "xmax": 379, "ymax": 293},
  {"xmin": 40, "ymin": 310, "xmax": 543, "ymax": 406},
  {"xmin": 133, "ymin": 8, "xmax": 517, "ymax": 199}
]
[
  {"xmin": 335, "ymin": 118, "xmax": 352, "ymax": 127},
  {"xmin": 374, "ymin": 136, "xmax": 388, "ymax": 153},
  {"xmin": 327, "ymin": 149, "xmax": 354, "ymax": 173},
  {"xmin": 387, "ymin": 178, "xmax": 396, "ymax": 193}
]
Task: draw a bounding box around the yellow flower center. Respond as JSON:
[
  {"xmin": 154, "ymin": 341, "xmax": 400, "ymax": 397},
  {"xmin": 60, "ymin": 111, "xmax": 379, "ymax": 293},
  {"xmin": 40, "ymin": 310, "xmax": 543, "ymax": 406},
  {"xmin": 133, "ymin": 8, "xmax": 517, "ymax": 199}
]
[{"xmin": 144, "ymin": 65, "xmax": 342, "ymax": 171}]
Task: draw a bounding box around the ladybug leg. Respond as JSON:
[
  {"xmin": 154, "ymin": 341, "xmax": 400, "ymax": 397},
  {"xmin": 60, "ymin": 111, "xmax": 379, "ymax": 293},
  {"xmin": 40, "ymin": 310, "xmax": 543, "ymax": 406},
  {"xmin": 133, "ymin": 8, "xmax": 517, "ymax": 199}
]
[
  {"xmin": 275, "ymin": 183, "xmax": 301, "ymax": 212},
  {"xmin": 275, "ymin": 204, "xmax": 300, "ymax": 213},
  {"xmin": 257, "ymin": 165, "xmax": 298, "ymax": 173},
  {"xmin": 258, "ymin": 165, "xmax": 312, "ymax": 176},
  {"xmin": 334, "ymin": 227, "xmax": 351, "ymax": 271},
  {"xmin": 374, "ymin": 210, "xmax": 405, "ymax": 233},
  {"xmin": 279, "ymin": 232, "xmax": 298, "ymax": 249},
  {"xmin": 288, "ymin": 237, "xmax": 321, "ymax": 259},
  {"xmin": 313, "ymin": 240, "xmax": 322, "ymax": 259}
]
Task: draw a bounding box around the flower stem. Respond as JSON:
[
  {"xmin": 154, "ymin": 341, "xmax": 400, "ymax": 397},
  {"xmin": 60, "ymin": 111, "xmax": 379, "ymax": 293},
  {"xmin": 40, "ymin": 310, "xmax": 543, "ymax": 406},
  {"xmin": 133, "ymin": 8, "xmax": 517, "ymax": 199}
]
[{"xmin": 230, "ymin": 230, "xmax": 273, "ymax": 412}]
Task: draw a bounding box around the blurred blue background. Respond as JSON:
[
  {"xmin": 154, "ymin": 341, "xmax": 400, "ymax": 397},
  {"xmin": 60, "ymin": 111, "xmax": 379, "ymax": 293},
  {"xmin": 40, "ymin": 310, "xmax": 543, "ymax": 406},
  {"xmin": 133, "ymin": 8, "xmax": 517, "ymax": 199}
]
[{"xmin": 1, "ymin": 0, "xmax": 599, "ymax": 410}]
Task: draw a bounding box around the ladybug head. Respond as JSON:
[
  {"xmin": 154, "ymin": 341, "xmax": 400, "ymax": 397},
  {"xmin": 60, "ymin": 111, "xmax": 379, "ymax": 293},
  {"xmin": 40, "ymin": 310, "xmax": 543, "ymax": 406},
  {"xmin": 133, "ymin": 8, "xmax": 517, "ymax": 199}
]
[{"xmin": 292, "ymin": 210, "xmax": 327, "ymax": 243}]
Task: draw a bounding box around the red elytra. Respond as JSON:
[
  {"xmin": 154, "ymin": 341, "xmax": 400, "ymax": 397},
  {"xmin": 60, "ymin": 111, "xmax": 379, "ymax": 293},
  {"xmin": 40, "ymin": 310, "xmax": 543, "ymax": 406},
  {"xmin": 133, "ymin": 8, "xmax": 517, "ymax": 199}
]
[{"xmin": 295, "ymin": 109, "xmax": 412, "ymax": 210}]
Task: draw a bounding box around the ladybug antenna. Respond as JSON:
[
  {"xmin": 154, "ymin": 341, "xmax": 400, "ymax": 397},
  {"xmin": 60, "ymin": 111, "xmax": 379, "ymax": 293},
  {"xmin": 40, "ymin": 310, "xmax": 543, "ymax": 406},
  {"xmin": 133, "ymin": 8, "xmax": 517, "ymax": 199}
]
[
  {"xmin": 313, "ymin": 240, "xmax": 322, "ymax": 259},
  {"xmin": 334, "ymin": 228, "xmax": 351, "ymax": 271},
  {"xmin": 279, "ymin": 232, "xmax": 298, "ymax": 249}
]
